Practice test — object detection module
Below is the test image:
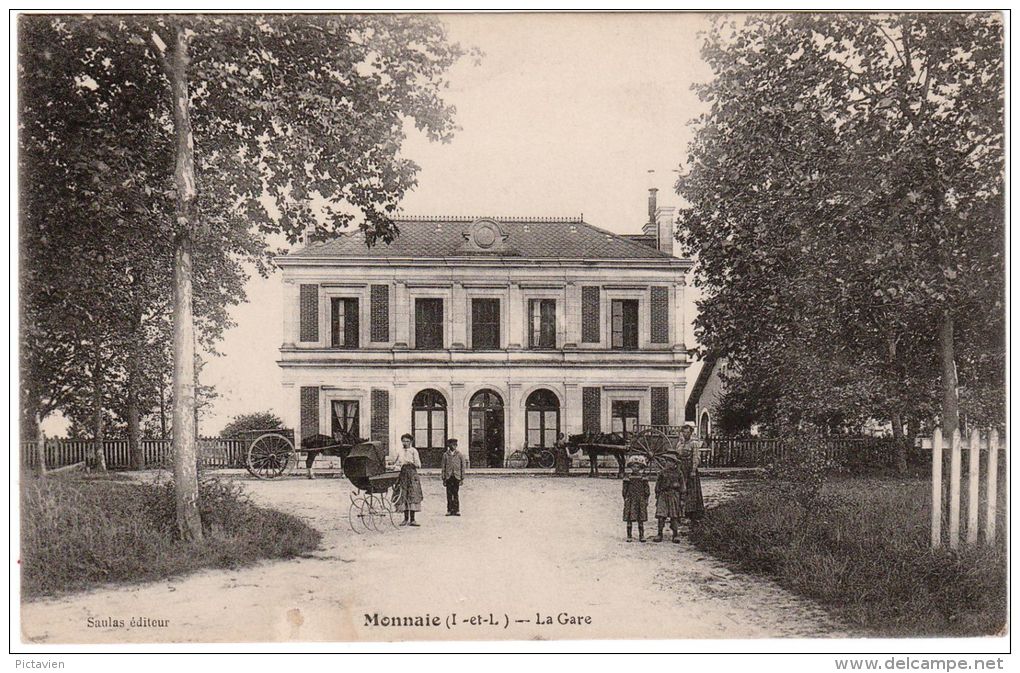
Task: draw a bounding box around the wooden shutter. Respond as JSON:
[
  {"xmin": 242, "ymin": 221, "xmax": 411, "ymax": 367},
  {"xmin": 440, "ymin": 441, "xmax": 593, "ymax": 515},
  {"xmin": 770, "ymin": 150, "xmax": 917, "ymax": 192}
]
[
  {"xmin": 299, "ymin": 284, "xmax": 319, "ymax": 342},
  {"xmin": 371, "ymin": 389, "xmax": 389, "ymax": 451},
  {"xmin": 344, "ymin": 298, "xmax": 359, "ymax": 348},
  {"xmin": 300, "ymin": 386, "xmax": 319, "ymax": 440},
  {"xmin": 582, "ymin": 387, "xmax": 601, "ymax": 434},
  {"xmin": 651, "ymin": 387, "xmax": 669, "ymax": 426},
  {"xmin": 650, "ymin": 287, "xmax": 669, "ymax": 344},
  {"xmin": 540, "ymin": 299, "xmax": 556, "ymax": 348},
  {"xmin": 370, "ymin": 285, "xmax": 389, "ymax": 342},
  {"xmin": 581, "ymin": 286, "xmax": 600, "ymax": 343}
]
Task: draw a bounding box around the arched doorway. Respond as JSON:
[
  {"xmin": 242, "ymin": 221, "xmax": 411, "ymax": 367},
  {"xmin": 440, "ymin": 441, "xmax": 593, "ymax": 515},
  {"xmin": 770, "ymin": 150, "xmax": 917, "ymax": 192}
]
[
  {"xmin": 525, "ymin": 389, "xmax": 560, "ymax": 449},
  {"xmin": 469, "ymin": 389, "xmax": 504, "ymax": 468},
  {"xmin": 412, "ymin": 389, "xmax": 447, "ymax": 468},
  {"xmin": 700, "ymin": 410, "xmax": 711, "ymax": 438}
]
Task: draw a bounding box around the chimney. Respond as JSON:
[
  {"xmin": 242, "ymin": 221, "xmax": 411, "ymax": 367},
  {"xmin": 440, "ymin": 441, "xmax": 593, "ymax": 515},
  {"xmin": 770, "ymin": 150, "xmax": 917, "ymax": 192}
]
[
  {"xmin": 656, "ymin": 205, "xmax": 675, "ymax": 256},
  {"xmin": 642, "ymin": 188, "xmax": 658, "ymax": 238}
]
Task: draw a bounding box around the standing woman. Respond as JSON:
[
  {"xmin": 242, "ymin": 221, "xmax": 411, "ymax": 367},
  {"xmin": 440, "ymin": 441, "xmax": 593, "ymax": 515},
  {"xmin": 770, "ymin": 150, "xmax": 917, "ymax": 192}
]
[
  {"xmin": 392, "ymin": 433, "xmax": 423, "ymax": 526},
  {"xmin": 678, "ymin": 422, "xmax": 705, "ymax": 523}
]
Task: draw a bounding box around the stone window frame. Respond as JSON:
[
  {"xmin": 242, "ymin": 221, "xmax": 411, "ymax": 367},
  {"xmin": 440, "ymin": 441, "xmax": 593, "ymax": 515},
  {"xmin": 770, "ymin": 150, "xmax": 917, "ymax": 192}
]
[{"xmin": 465, "ymin": 287, "xmax": 509, "ymax": 351}]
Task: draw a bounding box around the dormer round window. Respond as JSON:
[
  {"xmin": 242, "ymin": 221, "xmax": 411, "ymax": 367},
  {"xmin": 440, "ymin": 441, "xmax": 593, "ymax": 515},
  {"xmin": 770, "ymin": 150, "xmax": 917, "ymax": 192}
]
[{"xmin": 473, "ymin": 224, "xmax": 497, "ymax": 248}]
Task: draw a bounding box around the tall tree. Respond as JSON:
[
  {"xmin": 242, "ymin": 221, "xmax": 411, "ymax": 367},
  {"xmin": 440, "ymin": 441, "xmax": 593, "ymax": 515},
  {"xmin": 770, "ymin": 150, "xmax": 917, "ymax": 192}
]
[
  {"xmin": 678, "ymin": 14, "xmax": 1004, "ymax": 449},
  {"xmin": 27, "ymin": 14, "xmax": 469, "ymax": 538}
]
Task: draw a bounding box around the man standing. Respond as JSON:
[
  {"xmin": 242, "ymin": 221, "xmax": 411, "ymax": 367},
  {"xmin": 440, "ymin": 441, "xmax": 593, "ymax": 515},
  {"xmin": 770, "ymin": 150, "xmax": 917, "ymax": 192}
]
[{"xmin": 441, "ymin": 438, "xmax": 467, "ymax": 516}]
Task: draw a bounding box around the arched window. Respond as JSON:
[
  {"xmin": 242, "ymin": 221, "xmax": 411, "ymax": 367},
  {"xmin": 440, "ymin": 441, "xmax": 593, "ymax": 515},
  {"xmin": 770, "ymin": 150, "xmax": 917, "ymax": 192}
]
[
  {"xmin": 526, "ymin": 389, "xmax": 560, "ymax": 448},
  {"xmin": 412, "ymin": 389, "xmax": 447, "ymax": 449},
  {"xmin": 700, "ymin": 410, "xmax": 711, "ymax": 438}
]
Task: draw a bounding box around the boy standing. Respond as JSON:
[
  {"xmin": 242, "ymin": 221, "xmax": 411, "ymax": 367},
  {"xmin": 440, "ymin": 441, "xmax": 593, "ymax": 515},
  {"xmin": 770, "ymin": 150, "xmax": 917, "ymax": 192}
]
[
  {"xmin": 622, "ymin": 460, "xmax": 650, "ymax": 542},
  {"xmin": 441, "ymin": 438, "xmax": 466, "ymax": 516}
]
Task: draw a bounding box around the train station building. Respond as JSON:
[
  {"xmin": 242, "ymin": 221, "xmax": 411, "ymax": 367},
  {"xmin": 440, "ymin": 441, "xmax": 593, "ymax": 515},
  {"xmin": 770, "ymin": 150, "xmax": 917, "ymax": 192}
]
[{"xmin": 276, "ymin": 191, "xmax": 692, "ymax": 468}]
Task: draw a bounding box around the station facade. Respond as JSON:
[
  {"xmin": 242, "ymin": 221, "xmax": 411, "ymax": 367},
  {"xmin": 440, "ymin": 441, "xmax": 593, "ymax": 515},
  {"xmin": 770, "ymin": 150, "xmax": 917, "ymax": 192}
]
[{"xmin": 276, "ymin": 196, "xmax": 692, "ymax": 467}]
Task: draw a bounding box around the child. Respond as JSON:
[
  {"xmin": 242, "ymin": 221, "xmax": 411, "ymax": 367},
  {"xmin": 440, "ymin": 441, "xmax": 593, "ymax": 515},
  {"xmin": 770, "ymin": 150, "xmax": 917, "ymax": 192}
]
[
  {"xmin": 622, "ymin": 460, "xmax": 650, "ymax": 542},
  {"xmin": 653, "ymin": 453, "xmax": 686, "ymax": 543}
]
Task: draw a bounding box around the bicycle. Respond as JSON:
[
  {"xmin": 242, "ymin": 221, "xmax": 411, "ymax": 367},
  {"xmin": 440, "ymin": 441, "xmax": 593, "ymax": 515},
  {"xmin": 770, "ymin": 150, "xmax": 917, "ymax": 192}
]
[{"xmin": 506, "ymin": 446, "xmax": 556, "ymax": 469}]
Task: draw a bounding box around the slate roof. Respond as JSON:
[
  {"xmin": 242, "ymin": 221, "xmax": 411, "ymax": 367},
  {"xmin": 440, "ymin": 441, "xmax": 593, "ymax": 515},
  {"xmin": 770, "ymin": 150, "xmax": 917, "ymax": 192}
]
[{"xmin": 286, "ymin": 216, "xmax": 676, "ymax": 261}]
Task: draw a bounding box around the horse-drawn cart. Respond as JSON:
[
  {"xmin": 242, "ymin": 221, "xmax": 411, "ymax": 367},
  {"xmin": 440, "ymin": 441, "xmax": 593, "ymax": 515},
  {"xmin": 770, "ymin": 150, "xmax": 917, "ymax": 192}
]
[
  {"xmin": 566, "ymin": 425, "xmax": 703, "ymax": 478},
  {"xmin": 233, "ymin": 428, "xmax": 359, "ymax": 480}
]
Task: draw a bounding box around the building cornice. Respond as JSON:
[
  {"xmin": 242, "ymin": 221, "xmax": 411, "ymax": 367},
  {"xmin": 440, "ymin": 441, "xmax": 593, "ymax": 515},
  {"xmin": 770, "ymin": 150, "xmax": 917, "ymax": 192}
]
[{"xmin": 274, "ymin": 255, "xmax": 692, "ymax": 272}]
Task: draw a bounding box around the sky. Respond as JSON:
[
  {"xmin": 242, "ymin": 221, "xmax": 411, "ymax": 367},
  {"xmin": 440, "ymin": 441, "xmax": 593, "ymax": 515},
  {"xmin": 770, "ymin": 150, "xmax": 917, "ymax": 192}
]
[{"xmin": 44, "ymin": 13, "xmax": 717, "ymax": 436}]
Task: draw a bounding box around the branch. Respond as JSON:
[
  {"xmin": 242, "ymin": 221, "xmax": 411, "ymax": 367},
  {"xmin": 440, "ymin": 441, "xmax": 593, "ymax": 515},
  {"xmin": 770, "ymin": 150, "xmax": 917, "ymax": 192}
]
[{"xmin": 876, "ymin": 22, "xmax": 907, "ymax": 69}]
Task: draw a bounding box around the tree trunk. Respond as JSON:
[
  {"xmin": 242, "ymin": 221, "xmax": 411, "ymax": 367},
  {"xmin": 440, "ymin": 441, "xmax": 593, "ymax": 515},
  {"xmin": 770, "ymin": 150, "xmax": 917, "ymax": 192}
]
[
  {"xmin": 22, "ymin": 393, "xmax": 47, "ymax": 476},
  {"xmin": 940, "ymin": 310, "xmax": 959, "ymax": 438},
  {"xmin": 886, "ymin": 333, "xmax": 907, "ymax": 474},
  {"xmin": 891, "ymin": 410, "xmax": 906, "ymax": 474},
  {"xmin": 159, "ymin": 381, "xmax": 168, "ymax": 440},
  {"xmin": 92, "ymin": 340, "xmax": 107, "ymax": 472},
  {"xmin": 168, "ymin": 25, "xmax": 203, "ymax": 542},
  {"xmin": 128, "ymin": 315, "xmax": 144, "ymax": 470}
]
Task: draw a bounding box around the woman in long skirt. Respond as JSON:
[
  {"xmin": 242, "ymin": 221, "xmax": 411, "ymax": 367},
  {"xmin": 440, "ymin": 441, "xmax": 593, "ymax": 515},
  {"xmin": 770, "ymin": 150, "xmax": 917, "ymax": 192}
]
[
  {"xmin": 392, "ymin": 433, "xmax": 423, "ymax": 526},
  {"xmin": 678, "ymin": 423, "xmax": 705, "ymax": 521}
]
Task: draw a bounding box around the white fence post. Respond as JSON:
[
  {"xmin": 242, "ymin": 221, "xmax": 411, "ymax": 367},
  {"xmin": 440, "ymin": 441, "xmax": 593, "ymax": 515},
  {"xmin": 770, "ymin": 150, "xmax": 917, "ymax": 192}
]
[
  {"xmin": 948, "ymin": 429, "xmax": 962, "ymax": 549},
  {"xmin": 985, "ymin": 428, "xmax": 999, "ymax": 545},
  {"xmin": 966, "ymin": 428, "xmax": 980, "ymax": 545},
  {"xmin": 931, "ymin": 428, "xmax": 943, "ymax": 549}
]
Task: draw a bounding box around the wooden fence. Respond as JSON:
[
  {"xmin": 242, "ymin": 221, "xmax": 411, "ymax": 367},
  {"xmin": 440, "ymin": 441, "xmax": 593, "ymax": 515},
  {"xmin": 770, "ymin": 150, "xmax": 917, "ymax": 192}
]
[
  {"xmin": 20, "ymin": 437, "xmax": 250, "ymax": 471},
  {"xmin": 928, "ymin": 428, "xmax": 1006, "ymax": 549},
  {"xmin": 702, "ymin": 436, "xmax": 897, "ymax": 468}
]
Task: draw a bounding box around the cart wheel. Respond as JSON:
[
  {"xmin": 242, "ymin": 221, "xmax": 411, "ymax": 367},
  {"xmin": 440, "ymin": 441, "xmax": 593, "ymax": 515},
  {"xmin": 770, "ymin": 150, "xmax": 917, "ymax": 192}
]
[
  {"xmin": 246, "ymin": 433, "xmax": 294, "ymax": 479},
  {"xmin": 507, "ymin": 450, "xmax": 529, "ymax": 469},
  {"xmin": 630, "ymin": 428, "xmax": 671, "ymax": 462},
  {"xmin": 379, "ymin": 492, "xmax": 398, "ymax": 529},
  {"xmin": 537, "ymin": 450, "xmax": 556, "ymax": 469},
  {"xmin": 348, "ymin": 494, "xmax": 367, "ymax": 534}
]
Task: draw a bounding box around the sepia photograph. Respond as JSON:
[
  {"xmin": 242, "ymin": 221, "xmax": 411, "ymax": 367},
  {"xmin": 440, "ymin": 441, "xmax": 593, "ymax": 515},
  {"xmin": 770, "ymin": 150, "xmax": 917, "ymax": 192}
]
[{"xmin": 12, "ymin": 8, "xmax": 1007, "ymax": 655}]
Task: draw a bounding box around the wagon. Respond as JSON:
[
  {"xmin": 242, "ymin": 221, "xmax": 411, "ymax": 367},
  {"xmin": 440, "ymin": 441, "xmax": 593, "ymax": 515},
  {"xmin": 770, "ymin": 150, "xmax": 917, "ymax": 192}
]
[
  {"xmin": 345, "ymin": 441, "xmax": 401, "ymax": 533},
  {"xmin": 565, "ymin": 426, "xmax": 698, "ymax": 478},
  {"xmin": 238, "ymin": 428, "xmax": 359, "ymax": 480}
]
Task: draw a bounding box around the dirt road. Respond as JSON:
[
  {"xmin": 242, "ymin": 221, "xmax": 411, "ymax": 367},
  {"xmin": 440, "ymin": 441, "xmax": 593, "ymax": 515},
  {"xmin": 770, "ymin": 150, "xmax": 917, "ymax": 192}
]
[{"xmin": 21, "ymin": 475, "xmax": 846, "ymax": 643}]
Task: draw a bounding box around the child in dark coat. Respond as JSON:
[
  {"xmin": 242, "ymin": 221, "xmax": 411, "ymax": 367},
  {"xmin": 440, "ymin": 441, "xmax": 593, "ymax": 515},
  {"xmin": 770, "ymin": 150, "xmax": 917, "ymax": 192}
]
[
  {"xmin": 654, "ymin": 453, "xmax": 686, "ymax": 543},
  {"xmin": 622, "ymin": 460, "xmax": 650, "ymax": 542}
]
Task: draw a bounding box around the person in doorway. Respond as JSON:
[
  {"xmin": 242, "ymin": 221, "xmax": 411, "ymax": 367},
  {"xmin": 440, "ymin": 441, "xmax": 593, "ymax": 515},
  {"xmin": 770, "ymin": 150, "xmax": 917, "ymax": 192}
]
[
  {"xmin": 553, "ymin": 432, "xmax": 571, "ymax": 476},
  {"xmin": 622, "ymin": 459, "xmax": 650, "ymax": 542},
  {"xmin": 392, "ymin": 433, "xmax": 423, "ymax": 526},
  {"xmin": 678, "ymin": 422, "xmax": 706, "ymax": 523},
  {"xmin": 653, "ymin": 452, "xmax": 686, "ymax": 543},
  {"xmin": 441, "ymin": 438, "xmax": 466, "ymax": 516}
]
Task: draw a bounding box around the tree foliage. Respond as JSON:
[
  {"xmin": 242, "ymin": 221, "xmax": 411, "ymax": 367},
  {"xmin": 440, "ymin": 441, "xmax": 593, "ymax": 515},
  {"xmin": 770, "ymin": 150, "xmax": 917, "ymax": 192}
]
[
  {"xmin": 219, "ymin": 411, "xmax": 285, "ymax": 438},
  {"xmin": 678, "ymin": 13, "xmax": 1004, "ymax": 436}
]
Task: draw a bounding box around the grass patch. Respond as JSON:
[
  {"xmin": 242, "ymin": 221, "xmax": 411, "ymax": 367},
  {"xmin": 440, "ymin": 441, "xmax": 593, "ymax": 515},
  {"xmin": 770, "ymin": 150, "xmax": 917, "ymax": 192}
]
[
  {"xmin": 690, "ymin": 475, "xmax": 1007, "ymax": 637},
  {"xmin": 21, "ymin": 474, "xmax": 322, "ymax": 599}
]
